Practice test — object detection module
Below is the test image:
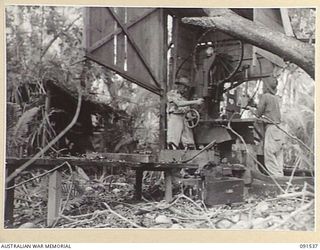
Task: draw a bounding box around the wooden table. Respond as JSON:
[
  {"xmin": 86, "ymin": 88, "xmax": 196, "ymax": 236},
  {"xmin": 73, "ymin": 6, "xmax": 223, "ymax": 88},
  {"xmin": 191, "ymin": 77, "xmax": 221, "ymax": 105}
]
[{"xmin": 5, "ymin": 157, "xmax": 198, "ymax": 227}]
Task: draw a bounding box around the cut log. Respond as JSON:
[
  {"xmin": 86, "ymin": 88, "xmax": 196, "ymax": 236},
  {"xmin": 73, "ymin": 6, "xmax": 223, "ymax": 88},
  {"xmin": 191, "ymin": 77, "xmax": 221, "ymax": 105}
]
[{"xmin": 251, "ymin": 169, "xmax": 314, "ymax": 186}]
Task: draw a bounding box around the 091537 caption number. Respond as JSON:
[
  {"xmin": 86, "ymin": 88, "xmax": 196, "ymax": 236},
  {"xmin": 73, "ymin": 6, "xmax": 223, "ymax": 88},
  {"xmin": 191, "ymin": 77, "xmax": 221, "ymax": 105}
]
[{"xmin": 300, "ymin": 244, "xmax": 318, "ymax": 248}]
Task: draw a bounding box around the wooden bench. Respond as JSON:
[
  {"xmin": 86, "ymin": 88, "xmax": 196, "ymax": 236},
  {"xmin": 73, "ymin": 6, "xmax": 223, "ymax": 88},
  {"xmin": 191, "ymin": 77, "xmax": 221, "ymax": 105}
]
[{"xmin": 5, "ymin": 157, "xmax": 198, "ymax": 227}]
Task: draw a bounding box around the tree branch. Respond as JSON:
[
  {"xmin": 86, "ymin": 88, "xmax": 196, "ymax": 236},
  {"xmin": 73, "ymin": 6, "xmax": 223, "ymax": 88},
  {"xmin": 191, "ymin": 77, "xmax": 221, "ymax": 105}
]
[
  {"xmin": 102, "ymin": 202, "xmax": 142, "ymax": 228},
  {"xmin": 5, "ymin": 161, "xmax": 71, "ymax": 190},
  {"xmin": 259, "ymin": 115, "xmax": 314, "ymax": 155},
  {"xmin": 182, "ymin": 8, "xmax": 315, "ymax": 79},
  {"xmin": 40, "ymin": 15, "xmax": 81, "ymax": 60},
  {"xmin": 269, "ymin": 200, "xmax": 314, "ymax": 229}
]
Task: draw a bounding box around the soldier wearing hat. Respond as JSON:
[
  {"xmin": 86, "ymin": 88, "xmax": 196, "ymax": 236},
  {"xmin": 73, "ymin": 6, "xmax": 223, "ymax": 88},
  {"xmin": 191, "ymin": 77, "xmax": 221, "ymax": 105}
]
[
  {"xmin": 249, "ymin": 75, "xmax": 284, "ymax": 177},
  {"xmin": 166, "ymin": 76, "xmax": 204, "ymax": 149}
]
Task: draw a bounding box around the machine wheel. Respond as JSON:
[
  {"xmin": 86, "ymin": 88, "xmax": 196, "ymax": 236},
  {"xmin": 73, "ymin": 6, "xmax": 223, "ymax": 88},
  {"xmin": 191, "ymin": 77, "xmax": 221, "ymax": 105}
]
[
  {"xmin": 185, "ymin": 109, "xmax": 200, "ymax": 128},
  {"xmin": 193, "ymin": 29, "xmax": 244, "ymax": 86}
]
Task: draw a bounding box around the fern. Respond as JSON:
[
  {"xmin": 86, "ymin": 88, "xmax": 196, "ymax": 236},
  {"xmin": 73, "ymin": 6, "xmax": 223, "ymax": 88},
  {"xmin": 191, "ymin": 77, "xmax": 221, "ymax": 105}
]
[
  {"xmin": 6, "ymin": 102, "xmax": 24, "ymax": 156},
  {"xmin": 13, "ymin": 107, "xmax": 40, "ymax": 141},
  {"xmin": 7, "ymin": 102, "xmax": 22, "ymax": 129}
]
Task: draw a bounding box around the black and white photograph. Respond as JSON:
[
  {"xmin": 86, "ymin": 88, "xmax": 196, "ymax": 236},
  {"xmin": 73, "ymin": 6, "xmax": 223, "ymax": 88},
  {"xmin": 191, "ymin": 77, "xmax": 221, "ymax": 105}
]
[{"xmin": 4, "ymin": 5, "xmax": 315, "ymax": 233}]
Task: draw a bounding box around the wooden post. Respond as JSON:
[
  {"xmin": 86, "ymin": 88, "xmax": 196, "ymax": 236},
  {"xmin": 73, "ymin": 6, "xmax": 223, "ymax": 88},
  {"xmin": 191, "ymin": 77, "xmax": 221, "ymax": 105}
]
[
  {"xmin": 47, "ymin": 170, "xmax": 62, "ymax": 227},
  {"xmin": 159, "ymin": 10, "xmax": 168, "ymax": 149},
  {"xmin": 164, "ymin": 169, "xmax": 173, "ymax": 202},
  {"xmin": 135, "ymin": 169, "xmax": 143, "ymax": 200},
  {"xmin": 4, "ymin": 167, "xmax": 15, "ymax": 228}
]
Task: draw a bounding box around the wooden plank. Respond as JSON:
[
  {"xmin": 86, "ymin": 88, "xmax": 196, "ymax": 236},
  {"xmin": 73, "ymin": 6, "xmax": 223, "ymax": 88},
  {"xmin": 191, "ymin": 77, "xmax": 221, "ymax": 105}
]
[
  {"xmin": 251, "ymin": 169, "xmax": 314, "ymax": 186},
  {"xmin": 83, "ymin": 8, "xmax": 90, "ymax": 51},
  {"xmin": 169, "ymin": 15, "xmax": 179, "ymax": 89},
  {"xmin": 47, "ymin": 170, "xmax": 62, "ymax": 227},
  {"xmin": 6, "ymin": 157, "xmax": 136, "ymax": 169},
  {"xmin": 115, "ymin": 7, "xmax": 126, "ymax": 69},
  {"xmin": 4, "ymin": 167, "xmax": 15, "ymax": 228},
  {"xmin": 280, "ymin": 8, "xmax": 295, "ymax": 37},
  {"xmin": 6, "ymin": 157, "xmax": 198, "ymax": 170},
  {"xmin": 137, "ymin": 162, "xmax": 199, "ymax": 170},
  {"xmin": 92, "ymin": 152, "xmax": 156, "ymax": 163}
]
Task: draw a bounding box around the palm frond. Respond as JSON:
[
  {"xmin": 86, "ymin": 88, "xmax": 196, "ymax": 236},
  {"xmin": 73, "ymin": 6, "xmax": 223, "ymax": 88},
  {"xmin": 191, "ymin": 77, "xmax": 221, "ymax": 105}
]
[
  {"xmin": 7, "ymin": 102, "xmax": 22, "ymax": 129},
  {"xmin": 13, "ymin": 107, "xmax": 40, "ymax": 142}
]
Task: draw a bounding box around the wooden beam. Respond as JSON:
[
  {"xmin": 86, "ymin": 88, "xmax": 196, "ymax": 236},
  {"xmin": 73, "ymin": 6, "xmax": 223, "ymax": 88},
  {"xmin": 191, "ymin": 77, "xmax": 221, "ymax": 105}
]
[
  {"xmin": 251, "ymin": 169, "xmax": 314, "ymax": 186},
  {"xmin": 6, "ymin": 157, "xmax": 199, "ymax": 169},
  {"xmin": 83, "ymin": 8, "xmax": 91, "ymax": 51},
  {"xmin": 88, "ymin": 8, "xmax": 158, "ymax": 53},
  {"xmin": 93, "ymin": 152, "xmax": 156, "ymax": 163},
  {"xmin": 47, "ymin": 170, "xmax": 62, "ymax": 227},
  {"xmin": 134, "ymin": 169, "xmax": 143, "ymax": 200},
  {"xmin": 107, "ymin": 7, "xmax": 162, "ymax": 89},
  {"xmin": 164, "ymin": 170, "xmax": 173, "ymax": 202},
  {"xmin": 280, "ymin": 8, "xmax": 295, "ymax": 37},
  {"xmin": 159, "ymin": 9, "xmax": 167, "ymax": 149}
]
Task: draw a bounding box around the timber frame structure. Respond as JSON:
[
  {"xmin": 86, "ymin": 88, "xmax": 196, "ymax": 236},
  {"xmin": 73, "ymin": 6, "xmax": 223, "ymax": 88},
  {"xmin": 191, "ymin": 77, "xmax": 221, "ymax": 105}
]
[{"xmin": 4, "ymin": 7, "xmax": 315, "ymax": 228}]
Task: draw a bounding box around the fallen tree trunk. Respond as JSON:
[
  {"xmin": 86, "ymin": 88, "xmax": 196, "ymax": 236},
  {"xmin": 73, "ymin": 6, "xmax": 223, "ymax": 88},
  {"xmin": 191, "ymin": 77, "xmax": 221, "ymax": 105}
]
[
  {"xmin": 251, "ymin": 169, "xmax": 314, "ymax": 186},
  {"xmin": 182, "ymin": 8, "xmax": 314, "ymax": 79}
]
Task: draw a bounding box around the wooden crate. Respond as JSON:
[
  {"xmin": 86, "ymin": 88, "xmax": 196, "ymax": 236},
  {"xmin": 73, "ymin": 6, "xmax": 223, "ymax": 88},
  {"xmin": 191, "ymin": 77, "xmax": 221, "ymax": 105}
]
[{"xmin": 204, "ymin": 177, "xmax": 244, "ymax": 206}]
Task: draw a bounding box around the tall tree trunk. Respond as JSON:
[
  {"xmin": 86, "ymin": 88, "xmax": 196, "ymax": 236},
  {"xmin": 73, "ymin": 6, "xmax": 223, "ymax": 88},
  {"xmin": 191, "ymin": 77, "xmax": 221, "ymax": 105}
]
[{"xmin": 182, "ymin": 8, "xmax": 314, "ymax": 79}]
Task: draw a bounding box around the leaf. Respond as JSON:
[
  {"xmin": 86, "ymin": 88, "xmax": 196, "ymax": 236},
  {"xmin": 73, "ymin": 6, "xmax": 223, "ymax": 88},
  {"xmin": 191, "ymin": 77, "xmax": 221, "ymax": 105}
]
[
  {"xmin": 13, "ymin": 107, "xmax": 40, "ymax": 141},
  {"xmin": 255, "ymin": 201, "xmax": 269, "ymax": 215},
  {"xmin": 76, "ymin": 166, "xmax": 90, "ymax": 181},
  {"xmin": 7, "ymin": 102, "xmax": 22, "ymax": 129}
]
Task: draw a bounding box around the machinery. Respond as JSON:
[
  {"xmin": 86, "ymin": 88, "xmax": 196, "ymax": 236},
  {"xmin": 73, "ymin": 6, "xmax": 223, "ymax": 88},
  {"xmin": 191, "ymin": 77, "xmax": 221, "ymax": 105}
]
[{"xmin": 83, "ymin": 7, "xmax": 292, "ymax": 205}]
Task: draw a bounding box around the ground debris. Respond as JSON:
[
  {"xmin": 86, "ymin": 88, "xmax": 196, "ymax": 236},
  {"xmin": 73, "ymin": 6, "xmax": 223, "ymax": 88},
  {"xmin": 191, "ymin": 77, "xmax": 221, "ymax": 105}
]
[{"xmin": 12, "ymin": 171, "xmax": 314, "ymax": 230}]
